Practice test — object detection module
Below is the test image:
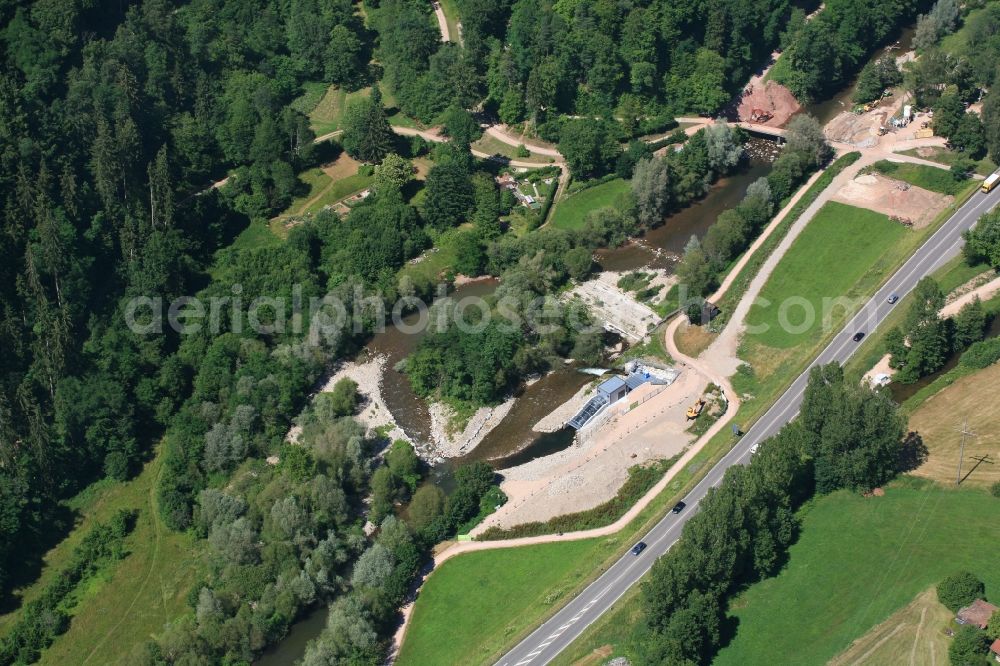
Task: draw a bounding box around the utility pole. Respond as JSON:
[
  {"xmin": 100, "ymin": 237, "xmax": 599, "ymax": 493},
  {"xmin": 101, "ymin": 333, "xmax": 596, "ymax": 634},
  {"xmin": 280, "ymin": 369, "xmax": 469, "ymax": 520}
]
[{"xmin": 955, "ymin": 419, "xmax": 977, "ymax": 486}]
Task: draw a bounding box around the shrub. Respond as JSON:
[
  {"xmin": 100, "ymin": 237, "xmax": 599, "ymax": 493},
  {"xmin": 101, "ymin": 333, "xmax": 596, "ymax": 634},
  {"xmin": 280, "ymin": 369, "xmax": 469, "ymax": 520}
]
[
  {"xmin": 959, "ymin": 338, "xmax": 1000, "ymax": 370},
  {"xmin": 949, "ymin": 624, "xmax": 989, "ymax": 665},
  {"xmin": 937, "ymin": 571, "xmax": 985, "ymax": 612},
  {"xmin": 991, "ymin": 481, "xmax": 1000, "ymax": 498}
]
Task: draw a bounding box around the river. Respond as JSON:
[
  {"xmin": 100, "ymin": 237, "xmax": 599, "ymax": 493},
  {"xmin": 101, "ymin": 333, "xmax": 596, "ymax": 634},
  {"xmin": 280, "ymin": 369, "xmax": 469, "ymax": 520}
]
[
  {"xmin": 889, "ymin": 314, "xmax": 1000, "ymax": 404},
  {"xmin": 802, "ymin": 25, "xmax": 917, "ymax": 126}
]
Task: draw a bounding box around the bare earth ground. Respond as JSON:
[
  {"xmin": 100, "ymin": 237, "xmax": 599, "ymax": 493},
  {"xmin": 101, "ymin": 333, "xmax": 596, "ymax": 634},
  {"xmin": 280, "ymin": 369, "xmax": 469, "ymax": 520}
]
[
  {"xmin": 941, "ymin": 273, "xmax": 1000, "ymax": 316},
  {"xmin": 828, "ymin": 587, "xmax": 952, "ymax": 666},
  {"xmin": 737, "ymin": 79, "xmax": 801, "ymax": 127},
  {"xmin": 285, "ymin": 354, "xmax": 414, "ymax": 445},
  {"xmin": 293, "ymin": 354, "xmax": 515, "ymax": 462},
  {"xmin": 471, "ymin": 372, "xmax": 705, "ymax": 533},
  {"xmin": 832, "ymin": 173, "xmax": 952, "ymax": 229},
  {"xmin": 907, "ymin": 361, "xmax": 1000, "ymax": 487},
  {"xmin": 563, "ymin": 271, "xmax": 662, "ymax": 343}
]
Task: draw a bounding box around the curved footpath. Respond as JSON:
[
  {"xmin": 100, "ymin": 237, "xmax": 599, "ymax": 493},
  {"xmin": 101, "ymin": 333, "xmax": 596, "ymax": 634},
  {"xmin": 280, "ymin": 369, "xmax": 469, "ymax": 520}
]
[{"xmin": 432, "ymin": 1, "xmax": 451, "ymax": 43}]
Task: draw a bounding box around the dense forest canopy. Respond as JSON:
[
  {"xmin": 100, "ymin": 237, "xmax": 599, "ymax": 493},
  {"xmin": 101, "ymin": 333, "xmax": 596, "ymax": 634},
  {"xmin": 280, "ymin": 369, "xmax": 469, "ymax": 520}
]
[
  {"xmin": 375, "ymin": 0, "xmax": 798, "ymax": 123},
  {"xmin": 0, "ymin": 0, "xmax": 372, "ymax": 612}
]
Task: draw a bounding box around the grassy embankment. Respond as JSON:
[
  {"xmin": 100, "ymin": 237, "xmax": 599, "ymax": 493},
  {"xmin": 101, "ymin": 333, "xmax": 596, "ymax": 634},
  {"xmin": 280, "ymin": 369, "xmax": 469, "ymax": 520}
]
[
  {"xmin": 548, "ymin": 179, "xmax": 630, "ymax": 230},
  {"xmin": 897, "ymin": 146, "xmax": 997, "ymax": 178},
  {"xmin": 866, "ymin": 159, "xmax": 970, "ymax": 195},
  {"xmin": 0, "ymin": 445, "xmax": 208, "ymax": 665}
]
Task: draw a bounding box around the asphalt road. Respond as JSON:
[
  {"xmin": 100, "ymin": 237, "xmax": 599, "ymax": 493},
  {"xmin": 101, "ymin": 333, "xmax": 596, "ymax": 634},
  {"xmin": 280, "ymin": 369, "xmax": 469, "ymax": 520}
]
[{"xmin": 496, "ymin": 183, "xmax": 1000, "ymax": 666}]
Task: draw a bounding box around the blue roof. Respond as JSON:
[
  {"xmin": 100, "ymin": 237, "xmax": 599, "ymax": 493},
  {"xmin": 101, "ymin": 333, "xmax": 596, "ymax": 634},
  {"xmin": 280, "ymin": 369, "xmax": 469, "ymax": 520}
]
[
  {"xmin": 598, "ymin": 376, "xmax": 627, "ymax": 393},
  {"xmin": 624, "ymin": 372, "xmax": 649, "ymax": 391}
]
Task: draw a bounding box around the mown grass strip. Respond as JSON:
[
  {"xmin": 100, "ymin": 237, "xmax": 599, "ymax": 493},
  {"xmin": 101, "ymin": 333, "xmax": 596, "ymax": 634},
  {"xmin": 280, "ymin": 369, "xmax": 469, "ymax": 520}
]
[{"xmin": 713, "ymin": 152, "xmax": 862, "ymax": 326}]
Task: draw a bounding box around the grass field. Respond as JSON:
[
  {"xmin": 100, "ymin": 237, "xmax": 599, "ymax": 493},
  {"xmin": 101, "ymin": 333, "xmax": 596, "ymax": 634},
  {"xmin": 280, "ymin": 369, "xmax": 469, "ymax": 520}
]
[
  {"xmin": 0, "ymin": 445, "xmax": 209, "ymax": 664},
  {"xmin": 713, "ymin": 152, "xmax": 863, "ymax": 329},
  {"xmin": 907, "ymin": 361, "xmax": 1000, "ymax": 487},
  {"xmin": 867, "ymin": 160, "xmax": 967, "ymax": 195},
  {"xmin": 828, "ymin": 586, "xmax": 953, "ymax": 666},
  {"xmin": 549, "ymin": 179, "xmax": 630, "ymax": 230},
  {"xmin": 714, "ymin": 481, "xmax": 1000, "ymax": 665},
  {"xmin": 228, "ymin": 218, "xmax": 284, "ymax": 253},
  {"xmin": 897, "ymin": 146, "xmax": 997, "ymax": 178},
  {"xmin": 305, "ymin": 80, "xmax": 415, "ymax": 135},
  {"xmin": 745, "ymin": 202, "xmax": 905, "ymax": 349},
  {"xmin": 307, "ymin": 85, "xmax": 370, "ymax": 136},
  {"xmin": 471, "ymin": 134, "xmax": 554, "ymax": 164},
  {"xmin": 276, "ymin": 154, "xmax": 372, "ymax": 220},
  {"xmin": 397, "ymin": 540, "xmax": 614, "ymax": 666}
]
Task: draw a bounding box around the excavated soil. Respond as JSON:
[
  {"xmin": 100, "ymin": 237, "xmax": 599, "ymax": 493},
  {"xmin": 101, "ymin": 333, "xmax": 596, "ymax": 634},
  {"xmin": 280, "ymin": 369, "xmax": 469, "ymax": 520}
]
[
  {"xmin": 831, "ymin": 173, "xmax": 952, "ymax": 229},
  {"xmin": 737, "ymin": 80, "xmax": 801, "ymax": 127}
]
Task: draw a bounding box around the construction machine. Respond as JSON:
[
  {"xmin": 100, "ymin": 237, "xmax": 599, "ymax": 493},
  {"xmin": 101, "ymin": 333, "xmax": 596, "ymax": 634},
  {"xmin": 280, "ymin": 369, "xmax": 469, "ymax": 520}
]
[{"xmin": 686, "ymin": 398, "xmax": 706, "ymax": 420}]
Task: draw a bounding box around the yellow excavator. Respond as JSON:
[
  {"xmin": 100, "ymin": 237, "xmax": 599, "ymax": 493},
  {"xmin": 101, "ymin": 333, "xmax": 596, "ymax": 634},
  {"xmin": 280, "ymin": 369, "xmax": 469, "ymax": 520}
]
[{"xmin": 686, "ymin": 398, "xmax": 706, "ymax": 420}]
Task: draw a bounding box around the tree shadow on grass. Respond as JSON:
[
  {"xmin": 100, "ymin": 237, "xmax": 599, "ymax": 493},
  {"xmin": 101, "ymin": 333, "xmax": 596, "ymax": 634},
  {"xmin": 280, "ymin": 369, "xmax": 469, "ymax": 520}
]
[
  {"xmin": 0, "ymin": 502, "xmax": 78, "ymax": 615},
  {"xmin": 898, "ymin": 431, "xmax": 929, "ymax": 473}
]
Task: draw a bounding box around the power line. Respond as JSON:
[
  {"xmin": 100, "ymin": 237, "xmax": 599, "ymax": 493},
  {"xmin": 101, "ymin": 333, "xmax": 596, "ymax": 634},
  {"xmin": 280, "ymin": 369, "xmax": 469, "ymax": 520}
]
[{"xmin": 955, "ymin": 418, "xmax": 977, "ymax": 486}]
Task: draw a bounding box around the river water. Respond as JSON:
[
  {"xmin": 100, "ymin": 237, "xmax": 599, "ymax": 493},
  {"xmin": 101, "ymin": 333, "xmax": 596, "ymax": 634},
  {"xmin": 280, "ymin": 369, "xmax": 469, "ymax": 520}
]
[
  {"xmin": 889, "ymin": 314, "xmax": 1000, "ymax": 404},
  {"xmin": 378, "ymin": 143, "xmax": 775, "ymax": 468},
  {"xmin": 802, "ymin": 26, "xmax": 917, "ymax": 125}
]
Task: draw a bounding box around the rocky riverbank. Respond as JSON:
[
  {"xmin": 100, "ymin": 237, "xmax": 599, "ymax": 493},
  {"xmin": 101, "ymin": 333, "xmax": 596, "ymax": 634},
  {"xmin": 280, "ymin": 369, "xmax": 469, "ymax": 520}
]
[{"xmin": 427, "ymin": 398, "xmax": 517, "ymax": 460}]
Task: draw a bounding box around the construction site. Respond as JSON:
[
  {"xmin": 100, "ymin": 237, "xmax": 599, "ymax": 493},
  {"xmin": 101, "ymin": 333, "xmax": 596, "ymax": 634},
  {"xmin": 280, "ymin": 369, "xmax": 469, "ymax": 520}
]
[
  {"xmin": 830, "ymin": 171, "xmax": 953, "ymax": 229},
  {"xmin": 471, "ymin": 362, "xmax": 719, "ymax": 533}
]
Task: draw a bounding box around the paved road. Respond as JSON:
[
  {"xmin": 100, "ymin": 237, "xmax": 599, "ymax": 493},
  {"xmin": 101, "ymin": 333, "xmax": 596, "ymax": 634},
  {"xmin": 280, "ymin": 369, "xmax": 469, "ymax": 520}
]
[{"xmin": 496, "ymin": 184, "xmax": 1000, "ymax": 666}]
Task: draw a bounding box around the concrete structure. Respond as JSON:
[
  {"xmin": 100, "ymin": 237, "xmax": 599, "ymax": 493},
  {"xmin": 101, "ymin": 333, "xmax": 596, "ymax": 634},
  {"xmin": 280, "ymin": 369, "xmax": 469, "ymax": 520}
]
[
  {"xmin": 597, "ymin": 376, "xmax": 628, "ymax": 402},
  {"xmin": 567, "ymin": 366, "xmax": 679, "ymax": 430}
]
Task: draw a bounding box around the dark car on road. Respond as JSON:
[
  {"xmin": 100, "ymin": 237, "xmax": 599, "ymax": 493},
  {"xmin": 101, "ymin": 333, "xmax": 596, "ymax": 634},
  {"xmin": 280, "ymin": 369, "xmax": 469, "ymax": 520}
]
[
  {"xmin": 671, "ymin": 501, "xmax": 686, "ymax": 514},
  {"xmin": 852, "ymin": 331, "xmax": 865, "ymax": 342},
  {"xmin": 631, "ymin": 542, "xmax": 647, "ymax": 556}
]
